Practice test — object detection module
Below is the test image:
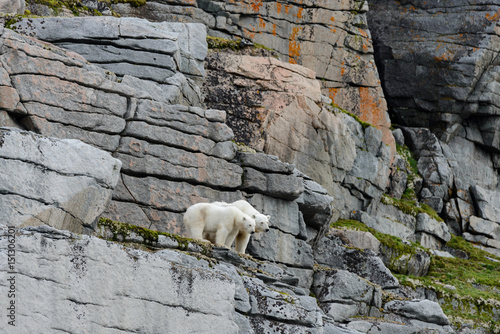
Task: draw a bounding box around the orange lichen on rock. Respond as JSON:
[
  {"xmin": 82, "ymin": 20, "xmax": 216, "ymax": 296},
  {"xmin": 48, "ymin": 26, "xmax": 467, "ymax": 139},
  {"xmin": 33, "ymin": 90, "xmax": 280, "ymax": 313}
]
[
  {"xmin": 272, "ymin": 23, "xmax": 277, "ymax": 36},
  {"xmin": 358, "ymin": 87, "xmax": 395, "ymax": 157},
  {"xmin": 328, "ymin": 88, "xmax": 339, "ymax": 103},
  {"xmin": 297, "ymin": 7, "xmax": 304, "ymax": 19},
  {"xmin": 486, "ymin": 9, "xmax": 500, "ymax": 21},
  {"xmin": 250, "ymin": 0, "xmax": 263, "ymax": 12},
  {"xmin": 288, "ymin": 26, "xmax": 302, "ymax": 64},
  {"xmin": 276, "ymin": 2, "xmax": 282, "ymax": 13},
  {"xmin": 243, "ymin": 27, "xmax": 256, "ymax": 39},
  {"xmin": 259, "ymin": 17, "xmax": 266, "ymax": 28}
]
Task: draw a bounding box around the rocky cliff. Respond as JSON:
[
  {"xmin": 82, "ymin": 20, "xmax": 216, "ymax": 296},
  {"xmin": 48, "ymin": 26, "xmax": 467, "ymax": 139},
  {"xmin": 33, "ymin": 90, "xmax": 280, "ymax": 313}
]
[{"xmin": 0, "ymin": 0, "xmax": 499, "ymax": 333}]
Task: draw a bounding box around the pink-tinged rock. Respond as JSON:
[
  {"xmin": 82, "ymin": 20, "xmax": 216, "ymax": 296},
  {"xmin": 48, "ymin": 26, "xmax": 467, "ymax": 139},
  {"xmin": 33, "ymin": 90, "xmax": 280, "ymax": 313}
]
[
  {"xmin": 0, "ymin": 86, "xmax": 20, "ymax": 111},
  {"xmin": 11, "ymin": 74, "xmax": 128, "ymax": 117}
]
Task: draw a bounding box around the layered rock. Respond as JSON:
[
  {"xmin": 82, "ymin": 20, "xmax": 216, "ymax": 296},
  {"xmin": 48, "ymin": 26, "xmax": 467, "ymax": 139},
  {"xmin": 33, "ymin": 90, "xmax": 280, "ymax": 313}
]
[
  {"xmin": 399, "ymin": 127, "xmax": 500, "ymax": 255},
  {"xmin": 367, "ymin": 1, "xmax": 500, "ymax": 257},
  {"xmin": 12, "ymin": 17, "xmax": 206, "ymax": 106},
  {"xmin": 0, "ymin": 13, "xmax": 464, "ymax": 333},
  {"xmin": 0, "ymin": 128, "xmax": 121, "ymax": 234},
  {"xmin": 109, "ymin": 0, "xmax": 394, "ymax": 149},
  {"xmin": 0, "ymin": 222, "xmax": 455, "ymax": 333},
  {"xmin": 367, "ymin": 1, "xmax": 500, "ymax": 145},
  {"xmin": 1, "ymin": 17, "xmax": 335, "ymax": 273},
  {"xmin": 204, "ymin": 50, "xmax": 394, "ymax": 218}
]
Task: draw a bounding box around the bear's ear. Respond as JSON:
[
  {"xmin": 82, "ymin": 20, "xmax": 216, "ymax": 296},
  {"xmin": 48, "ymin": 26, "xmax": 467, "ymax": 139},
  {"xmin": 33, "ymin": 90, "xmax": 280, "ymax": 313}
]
[{"xmin": 266, "ymin": 215, "xmax": 271, "ymax": 221}]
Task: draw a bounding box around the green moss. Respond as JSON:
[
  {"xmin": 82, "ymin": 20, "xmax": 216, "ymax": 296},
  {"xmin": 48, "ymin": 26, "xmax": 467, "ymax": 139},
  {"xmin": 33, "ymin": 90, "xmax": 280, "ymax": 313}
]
[
  {"xmin": 112, "ymin": 0, "xmax": 146, "ymax": 8},
  {"xmin": 98, "ymin": 217, "xmax": 159, "ymax": 244},
  {"xmin": 334, "ymin": 220, "xmax": 500, "ymax": 328},
  {"xmin": 206, "ymin": 36, "xmax": 277, "ymax": 54},
  {"xmin": 381, "ymin": 194, "xmax": 443, "ymax": 222},
  {"xmin": 396, "ymin": 144, "xmax": 419, "ymax": 175},
  {"xmin": 97, "ymin": 217, "xmax": 213, "ymax": 256},
  {"xmin": 331, "ymin": 102, "xmax": 373, "ymax": 129},
  {"xmin": 332, "ymin": 219, "xmax": 418, "ymax": 256},
  {"xmin": 207, "ymin": 36, "xmax": 248, "ymax": 50},
  {"xmin": 394, "ymin": 235, "xmax": 500, "ymax": 328}
]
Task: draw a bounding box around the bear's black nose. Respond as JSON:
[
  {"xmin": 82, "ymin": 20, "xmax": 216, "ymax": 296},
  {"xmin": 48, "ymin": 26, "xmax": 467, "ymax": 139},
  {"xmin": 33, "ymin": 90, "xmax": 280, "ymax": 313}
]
[
  {"xmin": 266, "ymin": 228, "xmax": 270, "ymax": 232},
  {"xmin": 251, "ymin": 231, "xmax": 255, "ymax": 234}
]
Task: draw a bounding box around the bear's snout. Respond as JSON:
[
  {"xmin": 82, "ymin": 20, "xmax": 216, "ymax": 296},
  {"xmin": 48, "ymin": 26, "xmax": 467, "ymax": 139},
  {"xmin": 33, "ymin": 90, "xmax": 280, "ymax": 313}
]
[{"xmin": 265, "ymin": 228, "xmax": 270, "ymax": 232}]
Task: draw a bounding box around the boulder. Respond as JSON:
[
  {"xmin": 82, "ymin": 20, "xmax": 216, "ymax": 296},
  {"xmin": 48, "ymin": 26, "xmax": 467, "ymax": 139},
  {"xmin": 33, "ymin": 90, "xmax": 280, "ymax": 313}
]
[
  {"xmin": 314, "ymin": 231, "xmax": 399, "ymax": 289},
  {"xmin": 471, "ymin": 186, "xmax": 500, "ymax": 223},
  {"xmin": 329, "ymin": 229, "xmax": 381, "ymax": 255},
  {"xmin": 247, "ymin": 228, "xmax": 314, "ymax": 269},
  {"xmin": 0, "ymin": 128, "xmax": 121, "ymax": 233},
  {"xmin": 312, "ymin": 269, "xmax": 382, "ymax": 308},
  {"xmin": 468, "ymin": 216, "xmax": 500, "ymax": 241},
  {"xmin": 244, "ymin": 276, "xmax": 323, "ymax": 328},
  {"xmin": 416, "ymin": 214, "xmax": 451, "ymax": 243},
  {"xmin": 384, "ymin": 300, "xmax": 450, "ymax": 326}
]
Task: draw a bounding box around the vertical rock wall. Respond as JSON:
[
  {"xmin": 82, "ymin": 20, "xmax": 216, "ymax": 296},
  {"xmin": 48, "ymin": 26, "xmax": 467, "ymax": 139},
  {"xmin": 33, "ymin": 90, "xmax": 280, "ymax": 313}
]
[
  {"xmin": 110, "ymin": 0, "xmax": 394, "ymax": 149},
  {"xmin": 367, "ymin": 1, "xmax": 500, "ymax": 256}
]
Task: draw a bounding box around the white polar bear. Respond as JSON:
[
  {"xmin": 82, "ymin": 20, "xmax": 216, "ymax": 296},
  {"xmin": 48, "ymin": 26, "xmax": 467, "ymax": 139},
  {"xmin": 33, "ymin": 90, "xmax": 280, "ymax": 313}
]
[
  {"xmin": 209, "ymin": 200, "xmax": 271, "ymax": 254},
  {"xmin": 183, "ymin": 202, "xmax": 256, "ymax": 248}
]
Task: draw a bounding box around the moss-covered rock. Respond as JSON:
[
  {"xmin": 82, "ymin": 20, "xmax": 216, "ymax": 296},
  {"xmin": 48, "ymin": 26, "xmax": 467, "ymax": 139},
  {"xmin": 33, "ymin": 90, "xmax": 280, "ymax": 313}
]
[{"xmin": 332, "ymin": 219, "xmax": 431, "ymax": 276}]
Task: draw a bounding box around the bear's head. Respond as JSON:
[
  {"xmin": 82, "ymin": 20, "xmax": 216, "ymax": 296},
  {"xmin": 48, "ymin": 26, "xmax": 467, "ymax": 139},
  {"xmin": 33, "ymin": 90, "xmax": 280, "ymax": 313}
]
[
  {"xmin": 239, "ymin": 214, "xmax": 256, "ymax": 234},
  {"xmin": 251, "ymin": 214, "xmax": 271, "ymax": 233}
]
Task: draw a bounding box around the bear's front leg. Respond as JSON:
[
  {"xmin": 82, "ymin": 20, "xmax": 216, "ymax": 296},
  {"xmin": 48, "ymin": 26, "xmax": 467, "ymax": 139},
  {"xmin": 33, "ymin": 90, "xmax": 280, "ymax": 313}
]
[
  {"xmin": 215, "ymin": 228, "xmax": 230, "ymax": 248},
  {"xmin": 224, "ymin": 229, "xmax": 239, "ymax": 248},
  {"xmin": 235, "ymin": 232, "xmax": 251, "ymax": 254}
]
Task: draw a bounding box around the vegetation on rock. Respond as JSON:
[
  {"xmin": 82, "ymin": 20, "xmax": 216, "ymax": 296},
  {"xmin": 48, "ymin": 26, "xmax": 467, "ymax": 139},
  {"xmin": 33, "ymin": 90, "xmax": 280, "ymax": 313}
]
[
  {"xmin": 382, "ymin": 194, "xmax": 443, "ymax": 222},
  {"xmin": 333, "ymin": 219, "xmax": 500, "ymax": 330}
]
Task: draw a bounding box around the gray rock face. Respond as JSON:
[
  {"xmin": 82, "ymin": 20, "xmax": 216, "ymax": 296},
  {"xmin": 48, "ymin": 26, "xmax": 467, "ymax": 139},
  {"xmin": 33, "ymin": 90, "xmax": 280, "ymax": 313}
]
[
  {"xmin": 0, "ymin": 128, "xmax": 121, "ymax": 233},
  {"xmin": 384, "ymin": 300, "xmax": 450, "ymax": 326},
  {"xmin": 314, "ymin": 231, "xmax": 399, "ymax": 289},
  {"xmin": 12, "ymin": 17, "xmax": 206, "ymax": 106},
  {"xmin": 247, "ymin": 228, "xmax": 314, "ymax": 269},
  {"xmin": 416, "ymin": 214, "xmax": 451, "ymax": 244},
  {"xmin": 471, "ymin": 186, "xmax": 500, "ymax": 223},
  {"xmin": 313, "ymin": 269, "xmax": 382, "ymax": 322},
  {"xmin": 0, "ymin": 0, "xmax": 25, "ymax": 13},
  {"xmin": 368, "ymin": 1, "xmax": 500, "ymax": 144},
  {"xmin": 202, "ymin": 49, "xmax": 394, "ymax": 218},
  {"xmin": 0, "ymin": 226, "xmax": 239, "ymax": 333},
  {"xmin": 110, "ymin": 0, "xmax": 393, "ymax": 144}
]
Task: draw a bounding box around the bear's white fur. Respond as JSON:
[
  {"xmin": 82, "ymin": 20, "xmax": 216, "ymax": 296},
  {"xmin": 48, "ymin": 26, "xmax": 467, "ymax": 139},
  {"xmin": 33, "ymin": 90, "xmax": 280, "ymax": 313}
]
[
  {"xmin": 183, "ymin": 202, "xmax": 256, "ymax": 248},
  {"xmin": 208, "ymin": 200, "xmax": 271, "ymax": 254}
]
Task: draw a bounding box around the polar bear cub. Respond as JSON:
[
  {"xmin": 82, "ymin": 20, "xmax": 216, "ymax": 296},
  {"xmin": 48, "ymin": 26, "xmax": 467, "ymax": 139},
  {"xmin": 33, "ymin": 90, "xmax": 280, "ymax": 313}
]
[
  {"xmin": 183, "ymin": 202, "xmax": 256, "ymax": 248},
  {"xmin": 212, "ymin": 200, "xmax": 271, "ymax": 254}
]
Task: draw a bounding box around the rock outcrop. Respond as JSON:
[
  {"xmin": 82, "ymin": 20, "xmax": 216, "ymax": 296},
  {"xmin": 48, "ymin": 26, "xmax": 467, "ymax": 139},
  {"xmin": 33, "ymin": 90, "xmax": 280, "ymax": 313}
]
[
  {"xmin": 0, "ymin": 127, "xmax": 121, "ymax": 233},
  {"xmin": 0, "ymin": 222, "xmax": 457, "ymax": 333},
  {"xmin": 1, "ymin": 4, "xmax": 499, "ymax": 333},
  {"xmin": 108, "ymin": 0, "xmax": 394, "ymax": 150},
  {"xmin": 204, "ymin": 50, "xmax": 393, "ymax": 218},
  {"xmin": 367, "ymin": 1, "xmax": 500, "ymax": 257}
]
